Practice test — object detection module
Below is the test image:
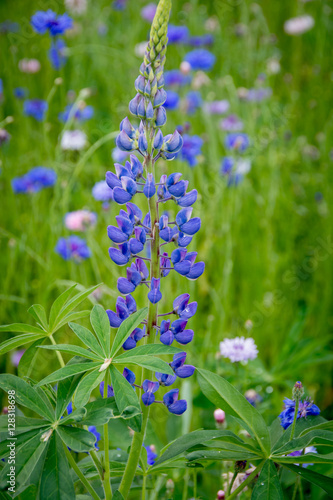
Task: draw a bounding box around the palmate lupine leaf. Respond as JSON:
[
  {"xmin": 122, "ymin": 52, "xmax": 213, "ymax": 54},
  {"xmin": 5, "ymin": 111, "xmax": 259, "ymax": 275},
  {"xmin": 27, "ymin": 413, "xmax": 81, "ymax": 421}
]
[
  {"xmin": 36, "ymin": 361, "xmax": 102, "ymax": 387},
  {"xmin": 113, "ymin": 354, "xmax": 174, "ymax": 374},
  {"xmin": 251, "ymin": 460, "xmax": 284, "ymax": 500},
  {"xmin": 281, "ymin": 463, "xmax": 333, "ymax": 496},
  {"xmin": 272, "ymin": 429, "xmax": 333, "ymax": 455},
  {"xmin": 68, "ymin": 321, "xmax": 104, "ymax": 356},
  {"xmin": 57, "ymin": 426, "xmax": 97, "ymax": 452},
  {"xmin": 38, "ymin": 344, "xmax": 103, "ymax": 362},
  {"xmin": 48, "ymin": 284, "xmax": 78, "ymax": 331},
  {"xmin": 197, "ymin": 369, "xmax": 271, "ymax": 455},
  {"xmin": 109, "ymin": 365, "xmax": 142, "ymax": 433},
  {"xmin": 80, "ymin": 398, "xmax": 118, "ymax": 426},
  {"xmin": 110, "ymin": 307, "xmax": 148, "ymax": 357},
  {"xmin": 90, "ymin": 304, "xmax": 111, "ymax": 357},
  {"xmin": 28, "ymin": 304, "xmax": 49, "ymax": 330},
  {"xmin": 186, "ymin": 449, "xmax": 263, "ymax": 462},
  {"xmin": 55, "ymin": 373, "xmax": 86, "ymax": 420},
  {"xmin": 73, "ymin": 368, "xmax": 105, "ymax": 408},
  {"xmin": 0, "ymin": 332, "xmax": 45, "ymax": 355},
  {"xmin": 114, "ymin": 344, "xmax": 182, "ymax": 358},
  {"xmin": 273, "ymin": 452, "xmax": 333, "ymax": 464},
  {"xmin": 18, "ymin": 337, "xmax": 49, "ymax": 378}
]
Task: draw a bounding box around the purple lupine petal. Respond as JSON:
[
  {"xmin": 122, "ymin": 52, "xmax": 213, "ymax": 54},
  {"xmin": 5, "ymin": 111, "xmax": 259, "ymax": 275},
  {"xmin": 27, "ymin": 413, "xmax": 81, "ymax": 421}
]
[
  {"xmin": 170, "ymin": 319, "xmax": 187, "ymax": 334},
  {"xmin": 174, "ymin": 329, "xmax": 194, "ymax": 345},
  {"xmin": 123, "ymin": 367, "xmax": 136, "ymax": 385},
  {"xmin": 142, "ymin": 380, "xmax": 159, "ymax": 393},
  {"xmin": 168, "ymin": 399, "xmax": 187, "ymax": 415},
  {"xmin": 117, "ymin": 278, "xmax": 136, "ymax": 294},
  {"xmin": 174, "ymin": 260, "xmax": 191, "ymax": 275},
  {"xmin": 142, "ymin": 392, "xmax": 156, "ymax": 406},
  {"xmin": 107, "ymin": 225, "xmax": 128, "ymax": 244},
  {"xmin": 168, "ymin": 180, "xmax": 187, "ymax": 198},
  {"xmin": 186, "ymin": 262, "xmax": 205, "ymax": 280},
  {"xmin": 155, "ymin": 373, "xmax": 177, "ymax": 386},
  {"xmin": 174, "ymin": 364, "xmax": 195, "ymax": 378},
  {"xmin": 173, "ymin": 294, "xmax": 190, "ymax": 313},
  {"xmin": 163, "ymin": 389, "xmax": 179, "ymax": 406},
  {"xmin": 177, "ymin": 189, "xmax": 198, "ymax": 207},
  {"xmin": 180, "ymin": 217, "xmax": 201, "ymax": 235},
  {"xmin": 113, "ymin": 187, "xmax": 133, "ymax": 204},
  {"xmin": 100, "ymin": 381, "xmax": 114, "ymax": 398},
  {"xmin": 122, "ymin": 337, "xmax": 137, "ymax": 350},
  {"xmin": 106, "ymin": 309, "xmax": 123, "ymax": 328},
  {"xmin": 148, "ymin": 278, "xmax": 162, "ymax": 304},
  {"xmin": 109, "ymin": 247, "xmax": 130, "ymax": 266},
  {"xmin": 160, "ymin": 331, "xmax": 174, "ymax": 345},
  {"xmin": 176, "ymin": 208, "xmax": 192, "ymax": 226}
]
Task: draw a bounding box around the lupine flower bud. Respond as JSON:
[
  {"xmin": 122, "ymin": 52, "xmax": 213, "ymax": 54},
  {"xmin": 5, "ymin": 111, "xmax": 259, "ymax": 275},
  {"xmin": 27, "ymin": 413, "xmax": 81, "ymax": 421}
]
[
  {"xmin": 234, "ymin": 460, "xmax": 247, "ymax": 473},
  {"xmin": 214, "ymin": 408, "xmax": 226, "ymax": 426},
  {"xmin": 292, "ymin": 381, "xmax": 304, "ymax": 400}
]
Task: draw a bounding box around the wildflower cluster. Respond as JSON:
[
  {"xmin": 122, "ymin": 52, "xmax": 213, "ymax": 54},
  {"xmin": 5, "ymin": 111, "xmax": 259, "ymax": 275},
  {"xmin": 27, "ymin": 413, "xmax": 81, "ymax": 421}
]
[{"xmin": 104, "ymin": 0, "xmax": 204, "ymax": 417}]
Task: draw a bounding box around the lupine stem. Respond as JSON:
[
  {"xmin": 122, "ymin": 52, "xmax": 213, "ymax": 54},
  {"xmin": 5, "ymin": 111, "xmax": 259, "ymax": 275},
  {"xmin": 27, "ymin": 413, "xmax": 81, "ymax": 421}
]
[
  {"xmin": 103, "ymin": 371, "xmax": 113, "ymax": 500},
  {"xmin": 290, "ymin": 397, "xmax": 300, "ymax": 441},
  {"xmin": 64, "ymin": 444, "xmax": 100, "ymax": 500},
  {"xmin": 142, "ymin": 473, "xmax": 147, "ymax": 500},
  {"xmin": 227, "ymin": 461, "xmax": 265, "ymax": 500},
  {"xmin": 49, "ymin": 333, "xmax": 65, "ymax": 368},
  {"xmin": 226, "ymin": 471, "xmax": 238, "ymax": 497}
]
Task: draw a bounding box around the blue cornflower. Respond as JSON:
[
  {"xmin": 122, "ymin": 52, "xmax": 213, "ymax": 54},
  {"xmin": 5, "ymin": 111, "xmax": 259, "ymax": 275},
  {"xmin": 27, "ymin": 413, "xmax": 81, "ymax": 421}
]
[
  {"xmin": 59, "ymin": 104, "xmax": 94, "ymax": 122},
  {"xmin": 188, "ymin": 34, "xmax": 214, "ymax": 47},
  {"xmin": 164, "ymin": 70, "xmax": 191, "ymax": 87},
  {"xmin": 106, "ymin": 294, "xmax": 136, "ymax": 328},
  {"xmin": 49, "ymin": 39, "xmax": 67, "ymax": 70},
  {"xmin": 164, "ymin": 90, "xmax": 180, "ymax": 110},
  {"xmin": 55, "ymin": 236, "xmax": 91, "ymax": 261},
  {"xmin": 184, "ymin": 49, "xmax": 216, "ymax": 71},
  {"xmin": 92, "ymin": 180, "xmax": 114, "ymax": 202},
  {"xmin": 144, "ymin": 444, "xmax": 158, "ymax": 466},
  {"xmin": 220, "ymin": 157, "xmax": 251, "ymax": 186},
  {"xmin": 31, "ymin": 10, "xmax": 73, "ymax": 36},
  {"xmin": 177, "ymin": 134, "xmax": 203, "ymax": 167},
  {"xmin": 185, "ymin": 91, "xmax": 202, "ymax": 114},
  {"xmin": 12, "ymin": 167, "xmax": 57, "ymax": 194},
  {"xmin": 279, "ymin": 398, "xmax": 320, "ymax": 430},
  {"xmin": 113, "ymin": 0, "xmax": 127, "ymax": 10},
  {"xmin": 167, "ymin": 25, "xmax": 189, "ymax": 44},
  {"xmin": 23, "ymin": 99, "xmax": 48, "ymax": 121},
  {"xmin": 142, "ymin": 380, "xmax": 159, "ymax": 406},
  {"xmin": 225, "ymin": 133, "xmax": 249, "ymax": 152},
  {"xmin": 163, "ymin": 389, "xmax": 187, "ymax": 415},
  {"xmin": 88, "ymin": 426, "xmax": 101, "ymax": 450},
  {"xmin": 13, "ymin": 87, "xmax": 28, "ymax": 99}
]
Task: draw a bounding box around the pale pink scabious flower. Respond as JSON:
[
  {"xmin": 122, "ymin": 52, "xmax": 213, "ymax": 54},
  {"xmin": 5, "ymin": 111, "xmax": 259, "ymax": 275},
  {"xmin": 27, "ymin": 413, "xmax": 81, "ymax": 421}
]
[
  {"xmin": 284, "ymin": 15, "xmax": 314, "ymax": 35},
  {"xmin": 203, "ymin": 100, "xmax": 229, "ymax": 115},
  {"xmin": 65, "ymin": 0, "xmax": 88, "ymax": 15},
  {"xmin": 19, "ymin": 59, "xmax": 41, "ymax": 73},
  {"xmin": 219, "ymin": 114, "xmax": 244, "ymax": 132},
  {"xmin": 65, "ymin": 210, "xmax": 97, "ymax": 231},
  {"xmin": 219, "ymin": 336, "xmax": 258, "ymax": 363},
  {"xmin": 141, "ymin": 3, "xmax": 157, "ymax": 23},
  {"xmin": 61, "ymin": 130, "xmax": 87, "ymax": 150}
]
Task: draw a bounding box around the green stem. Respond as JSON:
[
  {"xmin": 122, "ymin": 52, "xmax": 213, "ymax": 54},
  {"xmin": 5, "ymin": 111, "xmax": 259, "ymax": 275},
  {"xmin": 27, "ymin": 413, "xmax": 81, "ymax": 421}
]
[
  {"xmin": 49, "ymin": 334, "xmax": 65, "ymax": 368},
  {"xmin": 227, "ymin": 472, "xmax": 238, "ymax": 497},
  {"xmin": 142, "ymin": 474, "xmax": 147, "ymax": 500},
  {"xmin": 298, "ymin": 477, "xmax": 304, "ymax": 500},
  {"xmin": 182, "ymin": 470, "xmax": 189, "ymax": 500},
  {"xmin": 90, "ymin": 447, "xmax": 104, "ymax": 481},
  {"xmin": 227, "ymin": 461, "xmax": 265, "ymax": 500},
  {"xmin": 291, "ymin": 480, "xmax": 298, "ymax": 500},
  {"xmin": 64, "ymin": 444, "xmax": 100, "ymax": 500},
  {"xmin": 193, "ymin": 470, "xmax": 197, "ymax": 499},
  {"xmin": 290, "ymin": 397, "xmax": 300, "ymax": 441},
  {"xmin": 103, "ymin": 371, "xmax": 113, "ymax": 500}
]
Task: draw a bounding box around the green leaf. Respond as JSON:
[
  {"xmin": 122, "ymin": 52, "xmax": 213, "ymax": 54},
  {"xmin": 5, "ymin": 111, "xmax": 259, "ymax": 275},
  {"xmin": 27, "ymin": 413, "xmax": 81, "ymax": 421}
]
[
  {"xmin": 281, "ymin": 463, "xmax": 333, "ymax": 496},
  {"xmin": 36, "ymin": 361, "xmax": 101, "ymax": 386},
  {"xmin": 251, "ymin": 460, "xmax": 283, "ymax": 500},
  {"xmin": 38, "ymin": 344, "xmax": 102, "ymax": 362},
  {"xmin": 56, "ymin": 374, "xmax": 86, "ymax": 420},
  {"xmin": 55, "ymin": 310, "xmax": 90, "ymax": 331},
  {"xmin": 51, "ymin": 284, "xmax": 100, "ymax": 332},
  {"xmin": 300, "ymin": 420, "xmax": 333, "ymax": 435},
  {"xmin": 186, "ymin": 449, "xmax": 262, "ymax": 462},
  {"xmin": 18, "ymin": 337, "xmax": 48, "ymax": 378},
  {"xmin": 0, "ymin": 332, "xmax": 45, "ymax": 355},
  {"xmin": 39, "ymin": 433, "xmax": 75, "ymax": 500},
  {"xmin": 68, "ymin": 322, "xmax": 103, "ymax": 357},
  {"xmin": 59, "ymin": 407, "xmax": 87, "ymax": 425},
  {"xmin": 0, "ymin": 323, "xmax": 45, "ymax": 334},
  {"xmin": 109, "ymin": 365, "xmax": 142, "ymax": 432},
  {"xmin": 74, "ymin": 369, "xmax": 104, "ymax": 407},
  {"xmin": 155, "ymin": 430, "xmax": 247, "ymax": 466},
  {"xmin": 274, "ymin": 452, "xmax": 333, "ymax": 464},
  {"xmin": 90, "ymin": 304, "xmax": 111, "ymax": 357},
  {"xmin": 0, "ymin": 429, "xmax": 43, "ymax": 458},
  {"xmin": 115, "ymin": 344, "xmax": 182, "ymax": 358},
  {"xmin": 0, "ymin": 415, "xmax": 48, "ymax": 433},
  {"xmin": 273, "ymin": 429, "xmax": 333, "ymax": 455},
  {"xmin": 110, "ymin": 307, "xmax": 148, "ymax": 357},
  {"xmin": 0, "ymin": 374, "xmax": 54, "ymax": 421},
  {"xmin": 113, "ymin": 355, "xmax": 174, "ymax": 374},
  {"xmin": 48, "ymin": 285, "xmax": 77, "ymax": 331},
  {"xmin": 113, "ymin": 491, "xmax": 125, "ymax": 500},
  {"xmin": 81, "ymin": 398, "xmax": 118, "ymax": 426},
  {"xmin": 14, "ymin": 484, "xmax": 38, "ymax": 500},
  {"xmin": 57, "ymin": 426, "xmax": 96, "ymax": 452},
  {"xmin": 197, "ymin": 369, "xmax": 270, "ymax": 455},
  {"xmin": 28, "ymin": 304, "xmax": 48, "ymax": 330}
]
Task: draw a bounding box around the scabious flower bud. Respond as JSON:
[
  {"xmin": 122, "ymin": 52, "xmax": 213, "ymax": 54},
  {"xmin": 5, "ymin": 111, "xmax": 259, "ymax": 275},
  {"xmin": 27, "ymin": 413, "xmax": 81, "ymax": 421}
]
[
  {"xmin": 214, "ymin": 408, "xmax": 225, "ymax": 426},
  {"xmin": 292, "ymin": 381, "xmax": 304, "ymax": 400},
  {"xmin": 217, "ymin": 491, "xmax": 225, "ymax": 500}
]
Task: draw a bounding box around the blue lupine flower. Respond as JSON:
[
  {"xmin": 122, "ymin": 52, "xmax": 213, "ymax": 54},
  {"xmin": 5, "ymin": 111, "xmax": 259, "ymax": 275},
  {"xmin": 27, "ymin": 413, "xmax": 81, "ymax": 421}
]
[
  {"xmin": 279, "ymin": 398, "xmax": 320, "ymax": 430},
  {"xmin": 112, "ymin": 147, "xmax": 129, "ymax": 163},
  {"xmin": 148, "ymin": 278, "xmax": 162, "ymax": 304},
  {"xmin": 24, "ymin": 99, "xmax": 48, "ymax": 121},
  {"xmin": 220, "ymin": 157, "xmax": 234, "ymax": 175},
  {"xmin": 184, "ymin": 49, "xmax": 216, "ymax": 71},
  {"xmin": 170, "ymin": 352, "xmax": 195, "ymax": 378},
  {"xmin": 144, "ymin": 173, "xmax": 156, "ymax": 198},
  {"xmin": 159, "ymin": 318, "xmax": 193, "ymax": 346},
  {"xmin": 185, "ymin": 91, "xmax": 202, "ymax": 114},
  {"xmin": 59, "ymin": 104, "xmax": 94, "ymax": 122},
  {"xmin": 176, "ymin": 208, "xmax": 201, "ymax": 235},
  {"xmin": 31, "ymin": 10, "xmax": 73, "ymax": 36},
  {"xmin": 142, "ymin": 380, "xmax": 159, "ymax": 406},
  {"xmin": 173, "ymin": 294, "xmax": 197, "ymax": 319},
  {"xmin": 88, "ymin": 426, "xmax": 101, "ymax": 450},
  {"xmin": 163, "ymin": 389, "xmax": 187, "ymax": 415},
  {"xmin": 123, "ymin": 326, "xmax": 144, "ymax": 350},
  {"xmin": 167, "ymin": 25, "xmax": 189, "ymax": 44},
  {"xmin": 107, "ymin": 294, "xmax": 137, "ymax": 327},
  {"xmin": 92, "ymin": 180, "xmax": 113, "ymax": 201},
  {"xmin": 55, "ymin": 236, "xmax": 91, "ymax": 261},
  {"xmin": 113, "ymin": 0, "xmax": 127, "ymax": 10},
  {"xmin": 67, "ymin": 401, "xmax": 73, "ymax": 414},
  {"xmin": 155, "ymin": 372, "xmax": 177, "ymax": 386},
  {"xmin": 164, "ymin": 70, "xmax": 191, "ymax": 87},
  {"xmin": 123, "ymin": 367, "xmax": 136, "ymax": 386},
  {"xmin": 176, "ymin": 134, "xmax": 203, "ymax": 167},
  {"xmin": 117, "ymin": 258, "xmax": 149, "ymax": 294},
  {"xmin": 225, "ymin": 133, "xmax": 249, "ymax": 152},
  {"xmin": 164, "ymin": 90, "xmax": 180, "ymax": 110},
  {"xmin": 99, "ymin": 381, "xmax": 115, "ymax": 397},
  {"xmin": 188, "ymin": 34, "xmax": 214, "ymax": 47},
  {"xmin": 13, "ymin": 87, "xmax": 28, "ymax": 99},
  {"xmin": 12, "ymin": 167, "xmax": 57, "ymax": 194},
  {"xmin": 288, "ymin": 447, "xmax": 317, "ymax": 468},
  {"xmin": 171, "ymin": 248, "xmax": 205, "ymax": 280},
  {"xmin": 49, "ymin": 39, "xmax": 67, "ymax": 70},
  {"xmin": 144, "ymin": 444, "xmax": 158, "ymax": 466}
]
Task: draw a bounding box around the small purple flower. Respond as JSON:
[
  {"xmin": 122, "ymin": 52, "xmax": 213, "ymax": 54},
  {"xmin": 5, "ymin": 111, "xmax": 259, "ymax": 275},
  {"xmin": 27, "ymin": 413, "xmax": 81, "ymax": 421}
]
[
  {"xmin": 55, "ymin": 236, "xmax": 91, "ymax": 262},
  {"xmin": 142, "ymin": 380, "xmax": 159, "ymax": 406},
  {"xmin": 99, "ymin": 381, "xmax": 115, "ymax": 398},
  {"xmin": 141, "ymin": 3, "xmax": 156, "ymax": 22},
  {"xmin": 11, "ymin": 350, "xmax": 25, "ymax": 367},
  {"xmin": 123, "ymin": 326, "xmax": 144, "ymax": 350},
  {"xmin": 88, "ymin": 426, "xmax": 101, "ymax": 450},
  {"xmin": 164, "ymin": 90, "xmax": 180, "ymax": 110},
  {"xmin": 288, "ymin": 447, "xmax": 317, "ymax": 467},
  {"xmin": 31, "ymin": 10, "xmax": 73, "ymax": 36},
  {"xmin": 106, "ymin": 294, "xmax": 136, "ymax": 327},
  {"xmin": 168, "ymin": 25, "xmax": 189, "ymax": 44},
  {"xmin": 246, "ymin": 87, "xmax": 272, "ymax": 102},
  {"xmin": 12, "ymin": 167, "xmax": 57, "ymax": 194},
  {"xmin": 176, "ymin": 134, "xmax": 203, "ymax": 167},
  {"xmin": 13, "ymin": 87, "xmax": 28, "ymax": 99},
  {"xmin": 148, "ymin": 278, "xmax": 162, "ymax": 304},
  {"xmin": 155, "ymin": 372, "xmax": 177, "ymax": 386},
  {"xmin": 170, "ymin": 352, "xmax": 195, "ymax": 378},
  {"xmin": 203, "ymin": 100, "xmax": 229, "ymax": 115},
  {"xmin": 164, "ymin": 70, "xmax": 191, "ymax": 87},
  {"xmin": 144, "ymin": 444, "xmax": 158, "ymax": 465},
  {"xmin": 92, "ymin": 180, "xmax": 113, "ymax": 202},
  {"xmin": 188, "ymin": 34, "xmax": 214, "ymax": 47},
  {"xmin": 173, "ymin": 294, "xmax": 197, "ymax": 319},
  {"xmin": 163, "ymin": 389, "xmax": 187, "ymax": 415},
  {"xmin": 185, "ymin": 91, "xmax": 202, "ymax": 114},
  {"xmin": 279, "ymin": 398, "xmax": 320, "ymax": 430},
  {"xmin": 225, "ymin": 133, "xmax": 249, "ymax": 152},
  {"xmin": 59, "ymin": 104, "xmax": 94, "ymax": 122},
  {"xmin": 24, "ymin": 99, "xmax": 48, "ymax": 121},
  {"xmin": 219, "ymin": 337, "xmax": 258, "ymax": 363},
  {"xmin": 184, "ymin": 49, "xmax": 216, "ymax": 71},
  {"xmin": 49, "ymin": 39, "xmax": 67, "ymax": 70},
  {"xmin": 220, "ymin": 114, "xmax": 244, "ymax": 132}
]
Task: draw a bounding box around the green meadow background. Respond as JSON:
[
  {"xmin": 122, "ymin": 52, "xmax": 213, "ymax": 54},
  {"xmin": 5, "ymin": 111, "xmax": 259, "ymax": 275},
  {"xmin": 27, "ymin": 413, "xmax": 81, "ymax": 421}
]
[{"xmin": 0, "ymin": 0, "xmax": 333, "ymax": 496}]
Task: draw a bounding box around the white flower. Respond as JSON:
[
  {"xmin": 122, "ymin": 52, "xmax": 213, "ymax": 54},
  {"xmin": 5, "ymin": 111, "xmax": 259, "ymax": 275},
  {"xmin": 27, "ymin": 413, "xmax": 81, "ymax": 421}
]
[
  {"xmin": 234, "ymin": 159, "xmax": 251, "ymax": 176},
  {"xmin": 61, "ymin": 130, "xmax": 87, "ymax": 151},
  {"xmin": 219, "ymin": 336, "xmax": 258, "ymax": 363},
  {"xmin": 135, "ymin": 42, "xmax": 148, "ymax": 58},
  {"xmin": 65, "ymin": 0, "xmax": 87, "ymax": 15},
  {"xmin": 284, "ymin": 15, "xmax": 314, "ymax": 35}
]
